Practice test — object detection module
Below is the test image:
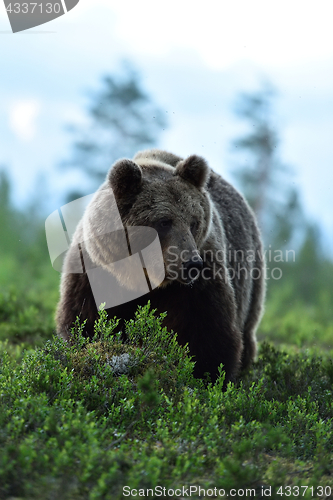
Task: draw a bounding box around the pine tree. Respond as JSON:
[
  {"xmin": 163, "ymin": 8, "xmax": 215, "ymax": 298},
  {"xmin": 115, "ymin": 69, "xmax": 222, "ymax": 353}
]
[
  {"xmin": 64, "ymin": 63, "xmax": 167, "ymax": 194},
  {"xmin": 231, "ymin": 83, "xmax": 304, "ymax": 248}
]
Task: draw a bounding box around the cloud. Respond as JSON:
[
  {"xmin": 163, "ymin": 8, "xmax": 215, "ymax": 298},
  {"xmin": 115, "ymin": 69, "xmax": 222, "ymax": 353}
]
[
  {"xmin": 96, "ymin": 0, "xmax": 333, "ymax": 70},
  {"xmin": 9, "ymin": 99, "xmax": 41, "ymax": 141}
]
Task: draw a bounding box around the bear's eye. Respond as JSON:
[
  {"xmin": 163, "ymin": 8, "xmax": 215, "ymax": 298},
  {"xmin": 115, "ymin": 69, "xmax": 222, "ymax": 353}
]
[{"xmin": 158, "ymin": 218, "xmax": 172, "ymax": 229}]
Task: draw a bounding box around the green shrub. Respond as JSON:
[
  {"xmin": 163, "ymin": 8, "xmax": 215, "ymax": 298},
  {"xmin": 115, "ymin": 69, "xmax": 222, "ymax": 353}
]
[
  {"xmin": 1, "ymin": 304, "xmax": 333, "ymax": 499},
  {"xmin": 0, "ymin": 287, "xmax": 57, "ymax": 348}
]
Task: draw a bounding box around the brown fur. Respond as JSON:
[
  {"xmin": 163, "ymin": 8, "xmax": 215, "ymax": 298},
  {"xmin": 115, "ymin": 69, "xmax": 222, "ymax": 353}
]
[{"xmin": 56, "ymin": 150, "xmax": 265, "ymax": 383}]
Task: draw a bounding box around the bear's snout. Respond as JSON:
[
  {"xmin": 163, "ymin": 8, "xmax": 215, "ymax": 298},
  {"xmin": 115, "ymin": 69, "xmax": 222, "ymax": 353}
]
[{"xmin": 182, "ymin": 257, "xmax": 203, "ymax": 284}]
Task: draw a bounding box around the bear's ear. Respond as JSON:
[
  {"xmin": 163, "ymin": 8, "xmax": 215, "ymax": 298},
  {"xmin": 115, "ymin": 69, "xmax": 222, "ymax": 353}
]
[
  {"xmin": 108, "ymin": 159, "xmax": 142, "ymax": 198},
  {"xmin": 174, "ymin": 155, "xmax": 209, "ymax": 188}
]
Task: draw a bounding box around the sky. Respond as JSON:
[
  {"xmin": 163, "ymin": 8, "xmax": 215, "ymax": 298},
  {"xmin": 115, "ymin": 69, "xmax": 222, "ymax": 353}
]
[{"xmin": 0, "ymin": 0, "xmax": 332, "ymax": 253}]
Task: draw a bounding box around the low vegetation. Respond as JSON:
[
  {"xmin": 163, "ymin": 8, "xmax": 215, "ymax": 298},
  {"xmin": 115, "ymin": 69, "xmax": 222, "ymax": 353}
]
[{"xmin": 1, "ymin": 301, "xmax": 333, "ymax": 499}]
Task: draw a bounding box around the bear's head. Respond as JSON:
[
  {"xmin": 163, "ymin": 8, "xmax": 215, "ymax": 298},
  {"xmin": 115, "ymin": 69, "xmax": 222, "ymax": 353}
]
[{"xmin": 107, "ymin": 153, "xmax": 212, "ymax": 287}]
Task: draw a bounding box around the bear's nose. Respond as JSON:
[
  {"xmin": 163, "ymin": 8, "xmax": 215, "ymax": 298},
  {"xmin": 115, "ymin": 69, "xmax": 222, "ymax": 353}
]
[{"xmin": 183, "ymin": 258, "xmax": 203, "ymax": 282}]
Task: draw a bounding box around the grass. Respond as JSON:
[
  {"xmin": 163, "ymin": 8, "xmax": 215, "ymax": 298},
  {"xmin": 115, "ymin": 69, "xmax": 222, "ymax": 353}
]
[{"xmin": 1, "ymin": 302, "xmax": 333, "ymax": 499}]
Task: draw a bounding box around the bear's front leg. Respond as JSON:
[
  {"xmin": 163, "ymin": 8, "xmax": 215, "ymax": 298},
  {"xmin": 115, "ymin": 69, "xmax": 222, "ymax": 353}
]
[
  {"xmin": 188, "ymin": 278, "xmax": 243, "ymax": 384},
  {"xmin": 153, "ymin": 273, "xmax": 243, "ymax": 385},
  {"xmin": 56, "ymin": 270, "xmax": 97, "ymax": 340}
]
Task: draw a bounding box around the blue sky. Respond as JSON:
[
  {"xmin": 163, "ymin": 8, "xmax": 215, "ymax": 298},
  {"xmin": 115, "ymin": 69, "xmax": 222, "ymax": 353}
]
[{"xmin": 0, "ymin": 0, "xmax": 332, "ymax": 253}]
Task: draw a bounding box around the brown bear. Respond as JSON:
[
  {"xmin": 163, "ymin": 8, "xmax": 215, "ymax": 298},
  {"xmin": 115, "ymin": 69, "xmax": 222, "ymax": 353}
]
[{"xmin": 56, "ymin": 149, "xmax": 265, "ymax": 383}]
